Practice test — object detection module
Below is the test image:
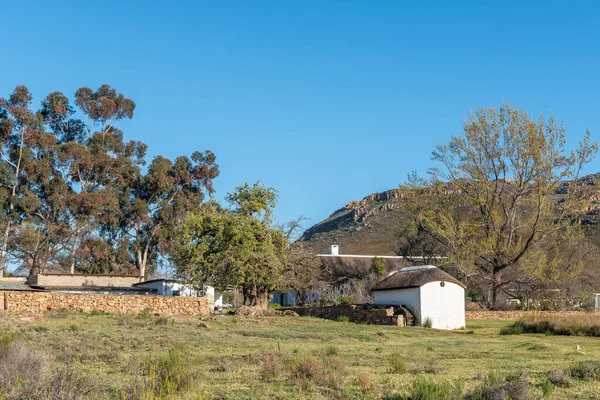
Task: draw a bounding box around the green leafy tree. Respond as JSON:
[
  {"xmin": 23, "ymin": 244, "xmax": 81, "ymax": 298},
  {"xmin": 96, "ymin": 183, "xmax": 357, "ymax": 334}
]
[
  {"xmin": 370, "ymin": 256, "xmax": 386, "ymax": 278},
  {"xmin": 173, "ymin": 183, "xmax": 286, "ymax": 309},
  {"xmin": 401, "ymin": 104, "xmax": 597, "ymax": 308}
]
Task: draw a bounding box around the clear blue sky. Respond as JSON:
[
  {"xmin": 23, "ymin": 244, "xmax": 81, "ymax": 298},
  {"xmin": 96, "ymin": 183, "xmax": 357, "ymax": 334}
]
[{"xmin": 2, "ymin": 1, "xmax": 599, "ymax": 228}]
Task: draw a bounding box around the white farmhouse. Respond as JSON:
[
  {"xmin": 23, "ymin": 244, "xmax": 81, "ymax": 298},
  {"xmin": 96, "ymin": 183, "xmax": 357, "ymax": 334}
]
[
  {"xmin": 133, "ymin": 279, "xmax": 223, "ymax": 309},
  {"xmin": 371, "ymin": 265, "xmax": 465, "ymax": 330}
]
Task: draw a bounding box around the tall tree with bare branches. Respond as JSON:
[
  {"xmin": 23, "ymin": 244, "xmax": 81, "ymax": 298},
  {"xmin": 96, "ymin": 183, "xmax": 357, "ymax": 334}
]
[{"xmin": 400, "ymin": 104, "xmax": 597, "ymax": 307}]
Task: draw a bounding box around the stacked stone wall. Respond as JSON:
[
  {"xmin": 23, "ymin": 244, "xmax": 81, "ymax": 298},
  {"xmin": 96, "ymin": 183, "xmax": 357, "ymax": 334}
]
[
  {"xmin": 285, "ymin": 305, "xmax": 406, "ymax": 326},
  {"xmin": 0, "ymin": 291, "xmax": 209, "ymax": 316}
]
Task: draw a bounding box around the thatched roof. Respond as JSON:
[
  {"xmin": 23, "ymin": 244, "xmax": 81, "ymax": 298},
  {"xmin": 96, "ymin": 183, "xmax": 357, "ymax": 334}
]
[
  {"xmin": 371, "ymin": 265, "xmax": 466, "ymax": 291},
  {"xmin": 320, "ymin": 255, "xmax": 413, "ymax": 280}
]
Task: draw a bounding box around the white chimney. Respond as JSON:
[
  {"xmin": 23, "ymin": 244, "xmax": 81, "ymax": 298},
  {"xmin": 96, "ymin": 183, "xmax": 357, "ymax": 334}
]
[{"xmin": 329, "ymin": 245, "xmax": 339, "ymax": 256}]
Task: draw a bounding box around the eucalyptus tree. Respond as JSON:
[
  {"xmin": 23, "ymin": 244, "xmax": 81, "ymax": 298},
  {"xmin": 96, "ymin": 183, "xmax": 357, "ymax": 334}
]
[
  {"xmin": 113, "ymin": 152, "xmax": 219, "ymax": 278},
  {"xmin": 0, "ymin": 87, "xmax": 46, "ymax": 275}
]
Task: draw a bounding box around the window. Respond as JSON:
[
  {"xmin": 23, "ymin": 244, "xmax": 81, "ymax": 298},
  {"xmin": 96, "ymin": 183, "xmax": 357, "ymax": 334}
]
[
  {"xmin": 172, "ymin": 290, "xmax": 181, "ymax": 297},
  {"xmin": 440, "ymin": 282, "xmax": 445, "ymax": 287}
]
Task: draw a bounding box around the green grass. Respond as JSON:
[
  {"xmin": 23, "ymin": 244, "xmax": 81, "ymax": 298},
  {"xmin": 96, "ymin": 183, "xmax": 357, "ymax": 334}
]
[{"xmin": 1, "ymin": 311, "xmax": 600, "ymax": 399}]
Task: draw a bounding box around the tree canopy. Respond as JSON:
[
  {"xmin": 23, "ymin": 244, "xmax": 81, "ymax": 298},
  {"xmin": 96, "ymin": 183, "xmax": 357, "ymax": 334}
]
[
  {"xmin": 0, "ymin": 85, "xmax": 218, "ymax": 277},
  {"xmin": 399, "ymin": 103, "xmax": 598, "ymax": 307},
  {"xmin": 173, "ymin": 183, "xmax": 287, "ymax": 309}
]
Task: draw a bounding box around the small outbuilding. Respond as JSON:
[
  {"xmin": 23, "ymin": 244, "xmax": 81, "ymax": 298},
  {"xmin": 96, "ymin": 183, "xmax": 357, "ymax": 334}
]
[{"xmin": 371, "ymin": 265, "xmax": 465, "ymax": 330}]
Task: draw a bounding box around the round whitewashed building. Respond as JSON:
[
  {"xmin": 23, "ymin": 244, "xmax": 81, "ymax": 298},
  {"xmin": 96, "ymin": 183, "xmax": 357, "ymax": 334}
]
[{"xmin": 371, "ymin": 265, "xmax": 466, "ymax": 330}]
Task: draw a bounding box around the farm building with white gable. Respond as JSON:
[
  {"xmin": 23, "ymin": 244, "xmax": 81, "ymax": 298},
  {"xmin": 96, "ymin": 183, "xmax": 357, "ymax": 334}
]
[{"xmin": 371, "ymin": 265, "xmax": 466, "ymax": 330}]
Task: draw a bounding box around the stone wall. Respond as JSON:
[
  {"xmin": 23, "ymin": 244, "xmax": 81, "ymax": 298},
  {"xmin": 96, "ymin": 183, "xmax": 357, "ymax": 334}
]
[
  {"xmin": 284, "ymin": 305, "xmax": 408, "ymax": 326},
  {"xmin": 0, "ymin": 291, "xmax": 209, "ymax": 316},
  {"xmin": 466, "ymin": 310, "xmax": 593, "ymax": 320}
]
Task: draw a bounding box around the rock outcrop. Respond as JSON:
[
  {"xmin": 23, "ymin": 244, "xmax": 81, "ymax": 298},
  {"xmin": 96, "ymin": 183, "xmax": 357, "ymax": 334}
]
[{"xmin": 300, "ymin": 173, "xmax": 600, "ymax": 256}]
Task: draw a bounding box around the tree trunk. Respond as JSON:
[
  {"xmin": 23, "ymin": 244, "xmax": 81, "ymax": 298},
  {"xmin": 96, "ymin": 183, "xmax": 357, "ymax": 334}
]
[
  {"xmin": 491, "ymin": 268, "xmax": 503, "ymax": 309},
  {"xmin": 2, "ymin": 128, "xmax": 25, "ymax": 276},
  {"xmin": 245, "ymin": 285, "xmax": 271, "ymax": 310},
  {"xmin": 29, "ymin": 254, "xmax": 41, "ymax": 279},
  {"xmin": 69, "ymin": 227, "xmax": 82, "ymax": 274},
  {"xmin": 0, "ymin": 221, "xmax": 11, "ymax": 276},
  {"xmin": 136, "ymin": 248, "xmax": 146, "ymax": 279}
]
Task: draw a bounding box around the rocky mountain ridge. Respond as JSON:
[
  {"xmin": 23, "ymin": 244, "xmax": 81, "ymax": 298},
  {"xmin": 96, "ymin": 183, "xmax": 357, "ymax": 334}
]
[{"xmin": 300, "ymin": 173, "xmax": 600, "ymax": 256}]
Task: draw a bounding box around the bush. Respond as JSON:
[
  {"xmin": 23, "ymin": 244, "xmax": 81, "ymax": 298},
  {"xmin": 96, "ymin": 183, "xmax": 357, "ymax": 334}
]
[
  {"xmin": 388, "ymin": 354, "xmax": 407, "ymax": 374},
  {"xmin": 146, "ymin": 347, "xmax": 194, "ymax": 396},
  {"xmin": 547, "ymin": 369, "xmax": 571, "ymax": 387},
  {"xmin": 499, "ymin": 326, "xmax": 522, "ymax": 335},
  {"xmin": 88, "ymin": 309, "xmax": 110, "ymax": 316},
  {"xmin": 325, "ymin": 345, "xmax": 340, "ymax": 357},
  {"xmin": 285, "ymin": 353, "xmax": 346, "ymax": 389},
  {"xmin": 154, "ymin": 316, "xmax": 170, "ymax": 326},
  {"xmin": 336, "ymin": 316, "xmax": 350, "ymax": 322},
  {"xmin": 466, "ymin": 373, "xmax": 533, "ymax": 400},
  {"xmin": 540, "ymin": 380, "xmax": 553, "ymax": 398},
  {"xmin": 515, "ymin": 314, "xmax": 600, "ymax": 337},
  {"xmin": 0, "ymin": 339, "xmax": 46, "ymax": 398},
  {"xmin": 260, "ymin": 352, "xmax": 284, "ymax": 380},
  {"xmin": 0, "ymin": 331, "xmax": 21, "ymax": 349},
  {"xmin": 569, "ymin": 361, "xmax": 600, "ymax": 380},
  {"xmin": 287, "ymin": 354, "xmax": 321, "ymax": 381},
  {"xmin": 355, "ymin": 374, "xmax": 375, "ymax": 395},
  {"xmin": 338, "ymin": 296, "xmax": 353, "ymax": 305},
  {"xmin": 323, "ymin": 355, "xmax": 346, "ymax": 389},
  {"xmin": 423, "ymin": 318, "xmax": 432, "ymax": 328},
  {"xmin": 410, "ymin": 375, "xmax": 455, "ymax": 400},
  {"xmin": 410, "ymin": 359, "xmax": 442, "ymax": 375},
  {"xmin": 22, "ymin": 364, "xmax": 89, "ymax": 400}
]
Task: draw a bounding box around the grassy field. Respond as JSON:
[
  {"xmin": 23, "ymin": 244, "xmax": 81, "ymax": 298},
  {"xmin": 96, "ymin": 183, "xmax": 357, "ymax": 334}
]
[{"xmin": 1, "ymin": 311, "xmax": 600, "ymax": 399}]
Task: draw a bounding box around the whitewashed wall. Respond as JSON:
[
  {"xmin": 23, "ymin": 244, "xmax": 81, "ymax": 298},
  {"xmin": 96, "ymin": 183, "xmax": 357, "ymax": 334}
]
[
  {"xmin": 419, "ymin": 281, "xmax": 465, "ymax": 330},
  {"xmin": 373, "ymin": 287, "xmax": 421, "ymax": 324}
]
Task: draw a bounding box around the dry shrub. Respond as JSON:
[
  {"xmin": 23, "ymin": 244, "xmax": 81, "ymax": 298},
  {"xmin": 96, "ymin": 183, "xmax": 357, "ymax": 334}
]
[
  {"xmin": 324, "ymin": 356, "xmax": 346, "ymax": 389},
  {"xmin": 547, "ymin": 369, "xmax": 571, "ymax": 387},
  {"xmin": 287, "ymin": 354, "xmax": 322, "ymax": 381},
  {"xmin": 147, "ymin": 347, "xmax": 195, "ymax": 396},
  {"xmin": 21, "ymin": 365, "xmax": 89, "ymax": 400},
  {"xmin": 260, "ymin": 352, "xmax": 285, "ymax": 380},
  {"xmin": 569, "ymin": 361, "xmax": 600, "ymax": 380},
  {"xmin": 409, "ymin": 375, "xmax": 461, "ymax": 400},
  {"xmin": 153, "ymin": 316, "xmax": 170, "ymax": 326},
  {"xmin": 354, "ymin": 374, "xmax": 376, "ymax": 395},
  {"xmin": 410, "ymin": 358, "xmax": 441, "ymax": 375},
  {"xmin": 388, "ymin": 354, "xmax": 407, "ymax": 374},
  {"xmin": 515, "ymin": 314, "xmax": 600, "ymax": 337},
  {"xmin": 0, "ymin": 339, "xmax": 46, "ymax": 398},
  {"xmin": 466, "ymin": 372, "xmax": 533, "ymax": 400},
  {"xmin": 286, "ymin": 354, "xmax": 347, "ymax": 389}
]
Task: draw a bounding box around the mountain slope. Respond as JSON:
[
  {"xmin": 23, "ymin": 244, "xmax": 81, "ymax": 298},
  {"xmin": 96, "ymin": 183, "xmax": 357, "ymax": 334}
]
[{"xmin": 300, "ymin": 174, "xmax": 600, "ymax": 256}]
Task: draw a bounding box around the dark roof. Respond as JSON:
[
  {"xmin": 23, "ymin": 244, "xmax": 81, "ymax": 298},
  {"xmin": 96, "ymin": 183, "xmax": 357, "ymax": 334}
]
[
  {"xmin": 133, "ymin": 279, "xmax": 179, "ymax": 286},
  {"xmin": 371, "ymin": 266, "xmax": 466, "ymax": 291},
  {"xmin": 0, "ymin": 281, "xmax": 40, "ymax": 291},
  {"xmin": 320, "ymin": 255, "xmax": 413, "ymax": 280},
  {"xmin": 29, "ymin": 285, "xmax": 156, "ymax": 294}
]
